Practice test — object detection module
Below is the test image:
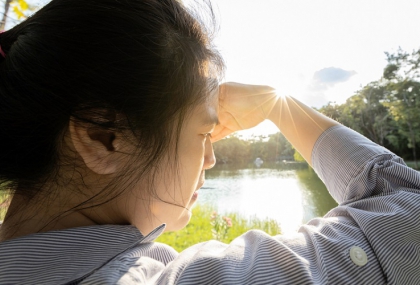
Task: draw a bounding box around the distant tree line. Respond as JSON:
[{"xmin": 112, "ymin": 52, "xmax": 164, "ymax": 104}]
[
  {"xmin": 213, "ymin": 132, "xmax": 296, "ymax": 165},
  {"xmin": 214, "ymin": 48, "xmax": 420, "ymax": 168},
  {"xmin": 317, "ymin": 48, "xmax": 420, "ymax": 168}
]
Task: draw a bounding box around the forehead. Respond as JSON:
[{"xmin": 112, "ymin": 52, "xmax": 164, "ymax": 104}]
[{"xmin": 191, "ymin": 86, "xmax": 219, "ymax": 126}]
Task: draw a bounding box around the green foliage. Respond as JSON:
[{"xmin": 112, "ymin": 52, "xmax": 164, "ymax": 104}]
[
  {"xmin": 295, "ymin": 167, "xmax": 338, "ymax": 218},
  {"xmin": 1, "ymin": 0, "xmax": 35, "ymax": 30},
  {"xmin": 382, "ymin": 49, "xmax": 420, "ymax": 168},
  {"xmin": 210, "ymin": 211, "xmax": 232, "ymax": 241},
  {"xmin": 405, "ymin": 161, "xmax": 420, "ymax": 170},
  {"xmin": 383, "ymin": 64, "xmax": 399, "ymax": 80},
  {"xmin": 213, "ymin": 135, "xmax": 250, "ymax": 164},
  {"xmin": 315, "ymin": 102, "xmax": 343, "ymax": 121},
  {"xmin": 213, "ymin": 132, "xmax": 295, "ymax": 165},
  {"xmin": 11, "ymin": 0, "xmax": 30, "ymax": 19},
  {"xmin": 317, "ymin": 47, "xmax": 420, "ymax": 168},
  {"xmin": 293, "ymin": 149, "xmax": 305, "ymax": 162},
  {"xmin": 156, "ymin": 205, "xmax": 281, "ymax": 252}
]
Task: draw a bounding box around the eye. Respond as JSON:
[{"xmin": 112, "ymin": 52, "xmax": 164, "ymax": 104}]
[{"xmin": 203, "ymin": 133, "xmax": 213, "ymax": 138}]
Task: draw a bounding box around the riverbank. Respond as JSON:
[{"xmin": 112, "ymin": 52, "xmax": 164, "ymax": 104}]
[{"xmin": 156, "ymin": 204, "xmax": 281, "ymax": 252}]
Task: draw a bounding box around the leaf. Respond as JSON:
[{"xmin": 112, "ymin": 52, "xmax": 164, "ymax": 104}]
[
  {"xmin": 19, "ymin": 0, "xmax": 29, "ymax": 10},
  {"xmin": 12, "ymin": 6, "xmax": 25, "ymax": 19}
]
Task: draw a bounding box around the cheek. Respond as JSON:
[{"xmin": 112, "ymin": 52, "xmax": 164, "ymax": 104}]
[
  {"xmin": 179, "ymin": 136, "xmax": 206, "ymax": 167},
  {"xmin": 176, "ymin": 140, "xmax": 205, "ymax": 189}
]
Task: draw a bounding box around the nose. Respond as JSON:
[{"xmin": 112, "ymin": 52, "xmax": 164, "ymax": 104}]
[{"xmin": 204, "ymin": 136, "xmax": 216, "ymax": 170}]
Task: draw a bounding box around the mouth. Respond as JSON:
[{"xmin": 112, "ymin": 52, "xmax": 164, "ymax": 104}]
[
  {"xmin": 192, "ymin": 191, "xmax": 199, "ymax": 200},
  {"xmin": 192, "ymin": 179, "xmax": 205, "ymax": 202}
]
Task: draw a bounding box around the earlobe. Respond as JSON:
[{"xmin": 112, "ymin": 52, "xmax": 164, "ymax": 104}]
[{"xmin": 69, "ymin": 119, "xmax": 120, "ymax": 175}]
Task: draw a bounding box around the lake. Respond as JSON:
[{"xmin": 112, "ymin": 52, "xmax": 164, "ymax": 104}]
[{"xmin": 198, "ymin": 162, "xmax": 338, "ymax": 234}]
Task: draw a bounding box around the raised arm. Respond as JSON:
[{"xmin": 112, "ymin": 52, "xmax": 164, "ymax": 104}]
[
  {"xmin": 212, "ymin": 82, "xmax": 338, "ymax": 165},
  {"xmin": 267, "ymin": 96, "xmax": 338, "ymax": 165}
]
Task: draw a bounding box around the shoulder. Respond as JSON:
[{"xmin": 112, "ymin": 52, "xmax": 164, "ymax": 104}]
[
  {"xmin": 81, "ymin": 242, "xmax": 178, "ymax": 284},
  {"xmin": 122, "ymin": 242, "xmax": 179, "ymax": 265},
  {"xmin": 159, "ymin": 227, "xmax": 386, "ymax": 284}
]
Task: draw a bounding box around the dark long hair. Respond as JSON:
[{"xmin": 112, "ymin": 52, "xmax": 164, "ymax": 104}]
[{"xmin": 0, "ymin": 0, "xmax": 224, "ymax": 214}]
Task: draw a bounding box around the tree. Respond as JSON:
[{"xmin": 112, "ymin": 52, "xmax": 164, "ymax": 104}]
[
  {"xmin": 315, "ymin": 47, "xmax": 420, "ymax": 167},
  {"xmin": 213, "ymin": 135, "xmax": 250, "ymax": 165},
  {"xmin": 316, "ymin": 102, "xmax": 343, "ymax": 122},
  {"xmin": 212, "ymin": 132, "xmax": 295, "ymax": 165},
  {"xmin": 1, "ymin": 0, "xmax": 31, "ymax": 30},
  {"xmin": 265, "ymin": 132, "xmax": 294, "ymax": 161},
  {"xmin": 382, "ymin": 48, "xmax": 420, "ymax": 168},
  {"xmin": 293, "ymin": 149, "xmax": 305, "ymax": 163},
  {"xmin": 340, "ymin": 82, "xmax": 393, "ymax": 146},
  {"xmin": 317, "ymin": 84, "xmax": 394, "ymax": 147}
]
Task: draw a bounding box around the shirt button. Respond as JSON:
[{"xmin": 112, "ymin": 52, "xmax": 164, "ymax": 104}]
[{"xmin": 349, "ymin": 246, "xmax": 368, "ymax": 266}]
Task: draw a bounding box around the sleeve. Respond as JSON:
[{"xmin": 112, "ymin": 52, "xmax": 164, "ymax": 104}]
[
  {"xmin": 311, "ymin": 125, "xmax": 420, "ymax": 284},
  {"xmin": 157, "ymin": 125, "xmax": 409, "ymax": 285},
  {"xmin": 311, "ymin": 125, "xmax": 418, "ymax": 204},
  {"xmin": 114, "ymin": 125, "xmax": 420, "ymax": 285}
]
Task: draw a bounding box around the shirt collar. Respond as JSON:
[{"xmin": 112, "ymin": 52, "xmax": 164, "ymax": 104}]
[{"xmin": 0, "ymin": 224, "xmax": 166, "ymax": 285}]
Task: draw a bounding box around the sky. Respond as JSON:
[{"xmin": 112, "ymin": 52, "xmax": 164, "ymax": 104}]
[
  {"xmin": 4, "ymin": 0, "xmax": 420, "ymax": 137},
  {"xmin": 209, "ymin": 0, "xmax": 420, "ymax": 137}
]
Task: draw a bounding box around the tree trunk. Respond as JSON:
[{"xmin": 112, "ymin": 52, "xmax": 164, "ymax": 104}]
[
  {"xmin": 402, "ymin": 91, "xmax": 418, "ymax": 169},
  {"xmin": 412, "ymin": 135, "xmax": 418, "ymax": 169},
  {"xmin": 407, "ymin": 120, "xmax": 418, "ymax": 169},
  {"xmin": 1, "ymin": 0, "xmax": 13, "ymax": 30}
]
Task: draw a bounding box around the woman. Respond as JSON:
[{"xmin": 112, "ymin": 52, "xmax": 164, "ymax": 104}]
[{"xmin": 0, "ymin": 0, "xmax": 419, "ymax": 284}]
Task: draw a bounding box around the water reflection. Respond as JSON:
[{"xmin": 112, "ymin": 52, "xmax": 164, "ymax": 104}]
[
  {"xmin": 199, "ymin": 163, "xmax": 337, "ymax": 234},
  {"xmin": 296, "ymin": 167, "xmax": 338, "ymax": 221}
]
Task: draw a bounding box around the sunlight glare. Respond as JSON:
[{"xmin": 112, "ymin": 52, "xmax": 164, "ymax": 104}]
[{"xmin": 200, "ymin": 170, "xmax": 306, "ymax": 235}]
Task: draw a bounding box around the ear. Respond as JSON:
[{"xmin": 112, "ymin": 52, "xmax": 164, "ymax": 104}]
[{"xmin": 69, "ymin": 118, "xmax": 124, "ymax": 175}]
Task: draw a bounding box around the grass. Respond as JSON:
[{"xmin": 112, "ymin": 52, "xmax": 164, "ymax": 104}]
[
  {"xmin": 156, "ymin": 204, "xmax": 281, "ymax": 252},
  {"xmin": 1, "ymin": 198, "xmax": 282, "ymax": 252}
]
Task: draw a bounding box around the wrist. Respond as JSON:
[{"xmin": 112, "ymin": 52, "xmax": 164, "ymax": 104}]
[{"xmin": 267, "ymin": 97, "xmax": 282, "ymax": 129}]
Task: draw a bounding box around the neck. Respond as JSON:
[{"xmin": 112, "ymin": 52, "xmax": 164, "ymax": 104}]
[{"xmin": 0, "ymin": 191, "xmax": 99, "ymax": 242}]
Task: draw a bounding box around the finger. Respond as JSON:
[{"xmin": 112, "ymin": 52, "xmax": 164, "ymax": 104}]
[
  {"xmin": 218, "ymin": 109, "xmax": 244, "ymax": 130},
  {"xmin": 211, "ymin": 126, "xmax": 234, "ymax": 142},
  {"xmin": 225, "ymin": 83, "xmax": 276, "ymax": 98}
]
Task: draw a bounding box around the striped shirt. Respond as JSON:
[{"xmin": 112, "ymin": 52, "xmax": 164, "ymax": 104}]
[{"xmin": 0, "ymin": 125, "xmax": 419, "ymax": 284}]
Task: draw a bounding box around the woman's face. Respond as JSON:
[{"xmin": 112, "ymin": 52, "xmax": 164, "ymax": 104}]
[
  {"xmin": 2, "ymin": 88, "xmax": 219, "ymax": 238},
  {"xmin": 124, "ymin": 90, "xmax": 219, "ymax": 234}
]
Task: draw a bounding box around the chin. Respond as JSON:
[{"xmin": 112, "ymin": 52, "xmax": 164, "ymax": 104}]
[{"xmin": 165, "ymin": 209, "xmax": 192, "ymax": 232}]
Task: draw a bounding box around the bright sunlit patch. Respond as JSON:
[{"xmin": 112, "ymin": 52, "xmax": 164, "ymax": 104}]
[
  {"xmin": 199, "ymin": 170, "xmax": 306, "ymax": 234},
  {"xmin": 277, "ymin": 93, "xmax": 286, "ymax": 99},
  {"xmin": 234, "ymin": 120, "xmax": 279, "ymax": 140},
  {"xmin": 272, "ymin": 87, "xmax": 285, "ymax": 100},
  {"xmin": 212, "ymin": 0, "xmax": 420, "ymax": 111}
]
